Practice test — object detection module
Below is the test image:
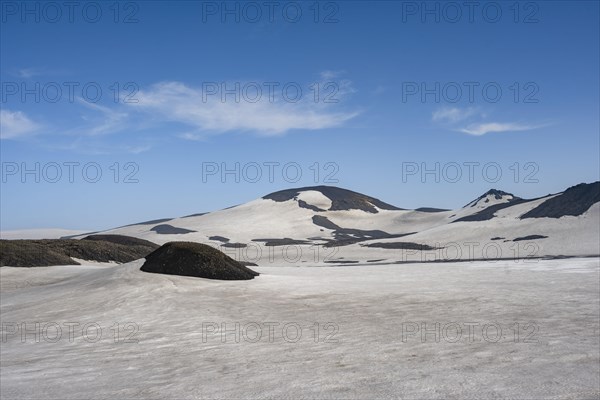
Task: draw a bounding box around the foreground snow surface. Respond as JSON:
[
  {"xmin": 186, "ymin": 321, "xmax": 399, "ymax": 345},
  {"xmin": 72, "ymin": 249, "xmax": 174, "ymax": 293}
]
[{"xmin": 1, "ymin": 258, "xmax": 599, "ymax": 399}]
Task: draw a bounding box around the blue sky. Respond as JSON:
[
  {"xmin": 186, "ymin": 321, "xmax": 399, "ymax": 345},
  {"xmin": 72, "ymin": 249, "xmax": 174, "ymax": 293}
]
[{"xmin": 1, "ymin": 0, "xmax": 599, "ymax": 230}]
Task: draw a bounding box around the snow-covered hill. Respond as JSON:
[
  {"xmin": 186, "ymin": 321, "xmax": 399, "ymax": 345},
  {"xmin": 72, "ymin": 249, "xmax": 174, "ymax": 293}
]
[{"xmin": 75, "ymin": 182, "xmax": 600, "ymax": 265}]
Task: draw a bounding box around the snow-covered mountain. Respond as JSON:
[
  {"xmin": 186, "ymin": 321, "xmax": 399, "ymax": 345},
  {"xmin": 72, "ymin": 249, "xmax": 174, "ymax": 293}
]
[{"xmin": 75, "ymin": 182, "xmax": 600, "ymax": 265}]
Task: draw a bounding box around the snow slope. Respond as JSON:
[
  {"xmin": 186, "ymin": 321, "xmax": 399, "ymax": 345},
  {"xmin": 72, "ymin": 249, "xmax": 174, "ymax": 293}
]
[
  {"xmin": 70, "ymin": 183, "xmax": 600, "ymax": 265},
  {"xmin": 1, "ymin": 258, "xmax": 598, "ymax": 399}
]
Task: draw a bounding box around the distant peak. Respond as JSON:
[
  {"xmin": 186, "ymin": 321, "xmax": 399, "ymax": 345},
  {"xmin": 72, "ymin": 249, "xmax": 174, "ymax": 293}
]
[
  {"xmin": 464, "ymin": 189, "xmax": 520, "ymax": 208},
  {"xmin": 482, "ymin": 189, "xmax": 515, "ymax": 199},
  {"xmin": 263, "ymin": 186, "xmax": 403, "ymax": 213}
]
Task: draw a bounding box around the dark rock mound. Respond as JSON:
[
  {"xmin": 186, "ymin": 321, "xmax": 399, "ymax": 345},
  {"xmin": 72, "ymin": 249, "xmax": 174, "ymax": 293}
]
[
  {"xmin": 513, "ymin": 235, "xmax": 548, "ymax": 242},
  {"xmin": 363, "ymin": 242, "xmax": 439, "ymax": 250},
  {"xmin": 252, "ymin": 238, "xmax": 312, "ymax": 246},
  {"xmin": 1, "ymin": 236, "xmax": 159, "ymax": 267},
  {"xmin": 0, "ymin": 240, "xmax": 78, "ymax": 267},
  {"xmin": 264, "ymin": 185, "xmax": 403, "ymax": 213},
  {"xmin": 520, "ymin": 182, "xmax": 600, "ymax": 219},
  {"xmin": 150, "ymin": 224, "xmax": 197, "ymax": 235},
  {"xmin": 141, "ymin": 242, "xmax": 259, "ymax": 280},
  {"xmin": 83, "ymin": 234, "xmax": 158, "ymax": 248}
]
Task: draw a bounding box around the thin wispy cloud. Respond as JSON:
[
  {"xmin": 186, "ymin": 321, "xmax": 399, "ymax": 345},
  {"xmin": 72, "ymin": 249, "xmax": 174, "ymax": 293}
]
[
  {"xmin": 458, "ymin": 122, "xmax": 545, "ymax": 136},
  {"xmin": 319, "ymin": 70, "xmax": 346, "ymax": 80},
  {"xmin": 17, "ymin": 68, "xmax": 43, "ymax": 79},
  {"xmin": 128, "ymin": 80, "xmax": 360, "ymax": 137},
  {"xmin": 2, "ymin": 75, "xmax": 360, "ymax": 147},
  {"xmin": 432, "ymin": 106, "xmax": 548, "ymax": 136},
  {"xmin": 432, "ymin": 107, "xmax": 479, "ymax": 123},
  {"xmin": 72, "ymin": 98, "xmax": 130, "ymax": 136},
  {"xmin": 0, "ymin": 110, "xmax": 42, "ymax": 140}
]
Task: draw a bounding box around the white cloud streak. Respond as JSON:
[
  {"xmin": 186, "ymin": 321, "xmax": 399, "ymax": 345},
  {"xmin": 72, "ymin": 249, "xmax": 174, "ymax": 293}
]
[
  {"xmin": 458, "ymin": 122, "xmax": 544, "ymax": 136},
  {"xmin": 128, "ymin": 81, "xmax": 360, "ymax": 137},
  {"xmin": 432, "ymin": 107, "xmax": 478, "ymax": 123},
  {"xmin": 0, "ymin": 110, "xmax": 41, "ymax": 140}
]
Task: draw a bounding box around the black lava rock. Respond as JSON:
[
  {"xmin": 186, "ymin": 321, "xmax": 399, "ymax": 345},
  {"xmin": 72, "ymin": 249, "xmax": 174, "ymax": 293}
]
[{"xmin": 140, "ymin": 242, "xmax": 259, "ymax": 280}]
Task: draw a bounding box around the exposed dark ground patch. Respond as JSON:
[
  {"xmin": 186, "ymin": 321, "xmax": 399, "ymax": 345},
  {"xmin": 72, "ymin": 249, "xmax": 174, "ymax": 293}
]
[
  {"xmin": 141, "ymin": 242, "xmax": 259, "ymax": 280},
  {"xmin": 252, "ymin": 238, "xmax": 312, "ymax": 246},
  {"xmin": 181, "ymin": 213, "xmax": 207, "ymax": 218},
  {"xmin": 209, "ymin": 236, "xmax": 230, "ymax": 242},
  {"xmin": 520, "ymin": 182, "xmax": 600, "ymax": 219},
  {"xmin": 367, "ymin": 259, "xmax": 385, "ymax": 262},
  {"xmin": 297, "ymin": 200, "xmax": 326, "ymax": 212},
  {"xmin": 118, "ymin": 218, "xmax": 173, "ymax": 228},
  {"xmin": 363, "ymin": 242, "xmax": 439, "ymax": 250},
  {"xmin": 221, "ymin": 243, "xmax": 247, "ymax": 248},
  {"xmin": 491, "ymin": 237, "xmax": 505, "ymax": 240},
  {"xmin": 513, "ymin": 235, "xmax": 548, "ymax": 241},
  {"xmin": 415, "ymin": 207, "xmax": 450, "ymax": 213},
  {"xmin": 264, "ymin": 185, "xmax": 403, "ymax": 213},
  {"xmin": 312, "ymin": 215, "xmax": 414, "ymax": 247},
  {"xmin": 453, "ymin": 198, "xmax": 531, "ymax": 222},
  {"xmin": 0, "ymin": 236, "xmax": 159, "ymax": 267},
  {"xmin": 60, "ymin": 231, "xmax": 99, "ymax": 239},
  {"xmin": 150, "ymin": 224, "xmax": 197, "ymax": 235}
]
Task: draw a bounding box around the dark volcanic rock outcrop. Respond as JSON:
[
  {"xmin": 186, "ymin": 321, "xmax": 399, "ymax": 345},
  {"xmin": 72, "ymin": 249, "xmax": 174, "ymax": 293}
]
[
  {"xmin": 140, "ymin": 242, "xmax": 259, "ymax": 280},
  {"xmin": 513, "ymin": 235, "xmax": 548, "ymax": 241},
  {"xmin": 252, "ymin": 238, "xmax": 312, "ymax": 246},
  {"xmin": 520, "ymin": 182, "xmax": 600, "ymax": 219},
  {"xmin": 264, "ymin": 185, "xmax": 403, "ymax": 213},
  {"xmin": 83, "ymin": 234, "xmax": 158, "ymax": 247},
  {"xmin": 0, "ymin": 236, "xmax": 159, "ymax": 267},
  {"xmin": 363, "ymin": 242, "xmax": 439, "ymax": 250},
  {"xmin": 150, "ymin": 224, "xmax": 197, "ymax": 234},
  {"xmin": 312, "ymin": 215, "xmax": 413, "ymax": 247}
]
